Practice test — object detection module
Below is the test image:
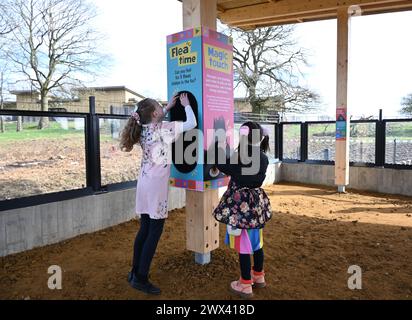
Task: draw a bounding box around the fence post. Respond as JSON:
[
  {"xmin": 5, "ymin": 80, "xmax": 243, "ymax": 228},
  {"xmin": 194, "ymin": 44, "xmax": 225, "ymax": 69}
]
[
  {"xmin": 323, "ymin": 149, "xmax": 329, "ymax": 161},
  {"xmin": 360, "ymin": 141, "xmax": 363, "ymax": 162},
  {"xmin": 393, "ymin": 139, "xmax": 397, "ymax": 164},
  {"xmin": 278, "ymin": 123, "xmax": 283, "ymax": 161},
  {"xmin": 300, "ymin": 122, "xmax": 308, "ymax": 162},
  {"xmin": 85, "ymin": 96, "xmax": 102, "ymax": 192},
  {"xmin": 375, "ymin": 120, "xmax": 385, "ymax": 167}
]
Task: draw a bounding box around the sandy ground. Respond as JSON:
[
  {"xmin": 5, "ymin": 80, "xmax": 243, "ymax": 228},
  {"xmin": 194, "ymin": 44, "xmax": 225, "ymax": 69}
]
[{"xmin": 0, "ymin": 183, "xmax": 412, "ymax": 300}]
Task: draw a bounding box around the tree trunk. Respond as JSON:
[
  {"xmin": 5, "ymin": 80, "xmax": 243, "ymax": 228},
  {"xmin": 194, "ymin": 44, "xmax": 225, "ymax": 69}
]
[
  {"xmin": 38, "ymin": 92, "xmax": 49, "ymax": 129},
  {"xmin": 251, "ymin": 100, "xmax": 260, "ymax": 114},
  {"xmin": 0, "ymin": 99, "xmax": 4, "ymax": 133},
  {"xmin": 0, "ymin": 71, "xmax": 4, "ymax": 133},
  {"xmin": 17, "ymin": 116, "xmax": 22, "ymax": 132},
  {"xmin": 249, "ymin": 85, "xmax": 260, "ymax": 115}
]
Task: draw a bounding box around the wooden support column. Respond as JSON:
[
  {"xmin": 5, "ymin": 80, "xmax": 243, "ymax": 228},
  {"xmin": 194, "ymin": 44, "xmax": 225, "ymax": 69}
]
[
  {"xmin": 335, "ymin": 7, "xmax": 351, "ymax": 193},
  {"xmin": 182, "ymin": 0, "xmax": 219, "ymax": 264},
  {"xmin": 183, "ymin": 0, "xmax": 217, "ymax": 31}
]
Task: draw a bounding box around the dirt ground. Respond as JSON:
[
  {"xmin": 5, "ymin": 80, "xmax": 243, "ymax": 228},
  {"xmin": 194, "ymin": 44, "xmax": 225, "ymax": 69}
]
[{"xmin": 0, "ymin": 183, "xmax": 412, "ymax": 300}]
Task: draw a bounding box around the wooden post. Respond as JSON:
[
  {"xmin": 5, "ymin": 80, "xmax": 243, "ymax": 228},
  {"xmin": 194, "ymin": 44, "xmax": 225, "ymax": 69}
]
[
  {"xmin": 182, "ymin": 0, "xmax": 219, "ymax": 264},
  {"xmin": 183, "ymin": 0, "xmax": 217, "ymax": 31},
  {"xmin": 335, "ymin": 7, "xmax": 350, "ymax": 193}
]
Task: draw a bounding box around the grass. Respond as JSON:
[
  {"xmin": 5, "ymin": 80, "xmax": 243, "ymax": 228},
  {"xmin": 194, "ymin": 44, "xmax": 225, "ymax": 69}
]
[
  {"xmin": 386, "ymin": 122, "xmax": 412, "ymax": 138},
  {"xmin": 1, "ymin": 119, "xmax": 411, "ymax": 144},
  {"xmin": 0, "ymin": 121, "xmax": 115, "ymax": 144},
  {"xmin": 0, "ymin": 122, "xmax": 83, "ymax": 143},
  {"xmin": 285, "ymin": 122, "xmax": 412, "ymax": 140}
]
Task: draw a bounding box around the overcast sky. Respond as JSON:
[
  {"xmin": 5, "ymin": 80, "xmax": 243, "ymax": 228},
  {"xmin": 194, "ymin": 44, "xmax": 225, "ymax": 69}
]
[{"xmin": 91, "ymin": 0, "xmax": 412, "ymax": 118}]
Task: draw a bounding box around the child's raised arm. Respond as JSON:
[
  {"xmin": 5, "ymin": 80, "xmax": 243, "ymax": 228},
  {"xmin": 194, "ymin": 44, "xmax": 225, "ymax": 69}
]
[
  {"xmin": 181, "ymin": 104, "xmax": 197, "ymax": 132},
  {"xmin": 179, "ymin": 93, "xmax": 197, "ymax": 132},
  {"xmin": 161, "ymin": 93, "xmax": 197, "ymax": 143}
]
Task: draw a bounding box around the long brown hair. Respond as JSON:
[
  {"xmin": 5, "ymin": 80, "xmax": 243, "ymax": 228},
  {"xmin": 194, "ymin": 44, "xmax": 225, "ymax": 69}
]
[{"xmin": 119, "ymin": 98, "xmax": 158, "ymax": 152}]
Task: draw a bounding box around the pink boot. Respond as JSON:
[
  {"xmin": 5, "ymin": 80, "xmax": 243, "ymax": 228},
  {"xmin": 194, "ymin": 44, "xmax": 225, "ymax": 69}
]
[
  {"xmin": 230, "ymin": 278, "xmax": 253, "ymax": 299},
  {"xmin": 252, "ymin": 268, "xmax": 266, "ymax": 288}
]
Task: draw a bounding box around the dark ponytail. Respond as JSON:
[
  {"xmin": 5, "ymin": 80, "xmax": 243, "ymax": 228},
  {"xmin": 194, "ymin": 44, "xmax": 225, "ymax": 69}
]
[{"xmin": 260, "ymin": 134, "xmax": 270, "ymax": 154}]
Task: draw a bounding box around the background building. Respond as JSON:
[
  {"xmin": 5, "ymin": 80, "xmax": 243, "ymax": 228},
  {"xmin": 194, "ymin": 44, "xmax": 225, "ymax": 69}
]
[{"xmin": 8, "ymin": 86, "xmax": 146, "ymax": 114}]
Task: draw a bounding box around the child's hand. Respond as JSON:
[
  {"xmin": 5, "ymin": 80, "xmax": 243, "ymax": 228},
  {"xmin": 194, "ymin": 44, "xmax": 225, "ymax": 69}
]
[
  {"xmin": 166, "ymin": 94, "xmax": 178, "ymax": 112},
  {"xmin": 180, "ymin": 93, "xmax": 190, "ymax": 107}
]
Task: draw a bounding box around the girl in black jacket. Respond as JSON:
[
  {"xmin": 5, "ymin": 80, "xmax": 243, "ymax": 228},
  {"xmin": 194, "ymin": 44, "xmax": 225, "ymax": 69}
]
[{"xmin": 213, "ymin": 121, "xmax": 272, "ymax": 299}]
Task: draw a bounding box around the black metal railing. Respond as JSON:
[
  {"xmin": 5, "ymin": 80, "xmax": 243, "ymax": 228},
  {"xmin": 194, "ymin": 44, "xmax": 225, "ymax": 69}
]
[
  {"xmin": 1, "ymin": 98, "xmax": 411, "ymax": 212},
  {"xmin": 279, "ymin": 118, "xmax": 412, "ymax": 170},
  {"xmin": 0, "ymin": 96, "xmax": 135, "ymax": 211}
]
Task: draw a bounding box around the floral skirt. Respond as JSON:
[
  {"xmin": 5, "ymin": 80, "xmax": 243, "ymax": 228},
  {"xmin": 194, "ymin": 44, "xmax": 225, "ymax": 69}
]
[
  {"xmin": 225, "ymin": 228, "xmax": 263, "ymax": 254},
  {"xmin": 213, "ymin": 180, "xmax": 272, "ymax": 229}
]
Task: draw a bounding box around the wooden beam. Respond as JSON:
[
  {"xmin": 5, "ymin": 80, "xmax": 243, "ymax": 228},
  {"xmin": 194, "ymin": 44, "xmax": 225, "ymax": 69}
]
[
  {"xmin": 226, "ymin": 1, "xmax": 412, "ymax": 30},
  {"xmin": 335, "ymin": 7, "xmax": 350, "ymax": 191},
  {"xmin": 360, "ymin": 0, "xmax": 412, "ymax": 13},
  {"xmin": 233, "ymin": 9, "xmax": 337, "ymax": 28},
  {"xmin": 217, "ymin": 0, "xmax": 269, "ymax": 11},
  {"xmin": 183, "ymin": 0, "xmax": 217, "ymax": 29},
  {"xmin": 218, "ymin": 0, "xmax": 264, "ymax": 4},
  {"xmin": 217, "ymin": 0, "xmax": 239, "ymax": 3},
  {"xmin": 217, "ymin": 4, "xmax": 226, "ymax": 13},
  {"xmin": 218, "ymin": 0, "xmax": 412, "ymax": 26},
  {"xmin": 181, "ymin": 0, "xmax": 220, "ymax": 259},
  {"xmin": 186, "ymin": 188, "xmax": 220, "ymax": 254}
]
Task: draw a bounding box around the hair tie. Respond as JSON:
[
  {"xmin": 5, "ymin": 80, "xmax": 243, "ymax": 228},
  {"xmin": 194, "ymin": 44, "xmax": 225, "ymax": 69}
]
[
  {"xmin": 239, "ymin": 126, "xmax": 250, "ymax": 136},
  {"xmin": 131, "ymin": 112, "xmax": 141, "ymax": 125}
]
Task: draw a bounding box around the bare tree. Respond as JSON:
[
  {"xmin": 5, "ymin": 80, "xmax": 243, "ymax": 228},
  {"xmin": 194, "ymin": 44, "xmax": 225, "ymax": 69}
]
[
  {"xmin": 400, "ymin": 93, "xmax": 412, "ymax": 116},
  {"xmin": 0, "ymin": 2, "xmax": 16, "ymax": 37},
  {"xmin": 0, "ymin": 71, "xmax": 5, "ymax": 133},
  {"xmin": 0, "ymin": 63, "xmax": 24, "ymax": 133},
  {"xmin": 2, "ymin": 0, "xmax": 107, "ymax": 129},
  {"xmin": 227, "ymin": 26, "xmax": 319, "ymax": 114},
  {"xmin": 0, "ymin": 27, "xmax": 11, "ymax": 133}
]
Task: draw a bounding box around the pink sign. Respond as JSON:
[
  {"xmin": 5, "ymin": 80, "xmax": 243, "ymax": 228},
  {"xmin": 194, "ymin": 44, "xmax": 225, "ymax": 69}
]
[{"xmin": 202, "ymin": 28, "xmax": 234, "ymax": 151}]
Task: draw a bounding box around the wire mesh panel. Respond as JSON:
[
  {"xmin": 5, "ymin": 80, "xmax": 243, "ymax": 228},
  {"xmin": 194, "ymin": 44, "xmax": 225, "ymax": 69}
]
[
  {"xmin": 0, "ymin": 116, "xmax": 86, "ymax": 201},
  {"xmin": 308, "ymin": 123, "xmax": 335, "ymax": 161},
  {"xmin": 349, "ymin": 122, "xmax": 376, "ymax": 164},
  {"xmin": 385, "ymin": 121, "xmax": 412, "ymax": 165},
  {"xmin": 283, "ymin": 124, "xmax": 301, "ymax": 160},
  {"xmin": 99, "ymin": 117, "xmax": 141, "ymax": 186}
]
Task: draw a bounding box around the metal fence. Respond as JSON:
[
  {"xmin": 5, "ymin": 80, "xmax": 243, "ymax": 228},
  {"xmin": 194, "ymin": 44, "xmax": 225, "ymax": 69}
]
[
  {"xmin": 278, "ymin": 119, "xmax": 412, "ymax": 169},
  {"xmin": 1, "ymin": 97, "xmax": 411, "ymax": 212},
  {"xmin": 0, "ymin": 97, "xmax": 137, "ymax": 211}
]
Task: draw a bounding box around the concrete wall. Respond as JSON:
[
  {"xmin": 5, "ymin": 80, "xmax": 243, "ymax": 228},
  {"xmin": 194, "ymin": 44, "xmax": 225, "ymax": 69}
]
[
  {"xmin": 0, "ymin": 187, "xmax": 185, "ymax": 257},
  {"xmin": 0, "ymin": 163, "xmax": 281, "ymax": 257},
  {"xmin": 265, "ymin": 161, "xmax": 282, "ymax": 185},
  {"xmin": 281, "ymin": 162, "xmax": 412, "ymax": 197},
  {"xmin": 2, "ymin": 161, "xmax": 410, "ymax": 257}
]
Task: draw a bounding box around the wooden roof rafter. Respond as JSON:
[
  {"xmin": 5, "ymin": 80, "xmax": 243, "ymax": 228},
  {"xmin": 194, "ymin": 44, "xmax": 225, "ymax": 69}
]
[{"xmin": 216, "ymin": 0, "xmax": 412, "ymax": 29}]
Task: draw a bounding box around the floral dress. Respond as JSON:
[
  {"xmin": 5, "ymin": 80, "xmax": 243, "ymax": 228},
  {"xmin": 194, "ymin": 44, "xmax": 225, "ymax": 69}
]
[
  {"xmin": 213, "ymin": 180, "xmax": 272, "ymax": 229},
  {"xmin": 135, "ymin": 121, "xmax": 182, "ymax": 220},
  {"xmin": 212, "ymin": 147, "xmax": 272, "ymax": 254},
  {"xmin": 214, "ymin": 180, "xmax": 272, "ymax": 254}
]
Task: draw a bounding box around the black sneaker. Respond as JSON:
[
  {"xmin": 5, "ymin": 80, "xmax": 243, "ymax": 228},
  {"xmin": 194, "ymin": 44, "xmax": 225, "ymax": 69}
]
[{"xmin": 128, "ymin": 273, "xmax": 161, "ymax": 295}]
